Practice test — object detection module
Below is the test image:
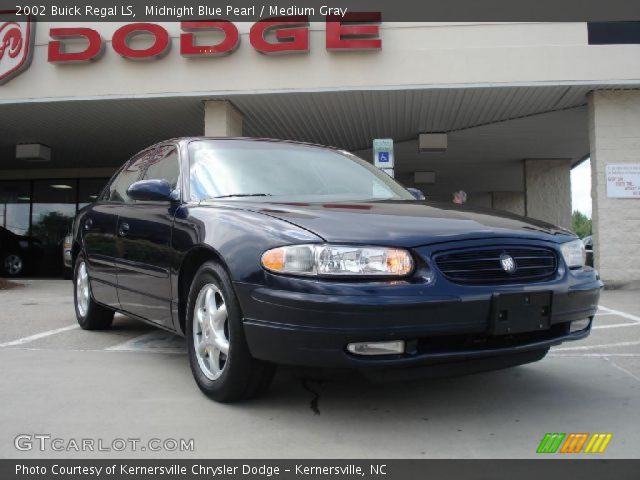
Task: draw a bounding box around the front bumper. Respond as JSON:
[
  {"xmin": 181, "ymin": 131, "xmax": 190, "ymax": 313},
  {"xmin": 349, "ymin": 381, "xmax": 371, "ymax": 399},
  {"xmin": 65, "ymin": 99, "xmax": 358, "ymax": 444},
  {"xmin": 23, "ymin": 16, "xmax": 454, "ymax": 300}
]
[
  {"xmin": 236, "ymin": 239, "xmax": 603, "ymax": 373},
  {"xmin": 237, "ymin": 278, "xmax": 601, "ymax": 371}
]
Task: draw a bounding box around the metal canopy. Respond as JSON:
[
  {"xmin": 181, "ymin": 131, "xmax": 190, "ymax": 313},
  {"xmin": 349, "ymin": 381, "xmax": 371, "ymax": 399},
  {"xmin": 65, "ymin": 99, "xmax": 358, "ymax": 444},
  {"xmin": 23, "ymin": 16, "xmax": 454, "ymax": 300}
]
[{"xmin": 0, "ymin": 84, "xmax": 601, "ymax": 171}]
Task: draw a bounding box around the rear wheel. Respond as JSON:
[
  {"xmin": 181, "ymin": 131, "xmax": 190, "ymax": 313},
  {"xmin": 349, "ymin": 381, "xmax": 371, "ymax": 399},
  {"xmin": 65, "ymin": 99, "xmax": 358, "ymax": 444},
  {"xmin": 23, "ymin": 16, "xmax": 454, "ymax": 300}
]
[
  {"xmin": 2, "ymin": 252, "xmax": 24, "ymax": 277},
  {"xmin": 74, "ymin": 253, "xmax": 114, "ymax": 330},
  {"xmin": 186, "ymin": 261, "xmax": 275, "ymax": 402}
]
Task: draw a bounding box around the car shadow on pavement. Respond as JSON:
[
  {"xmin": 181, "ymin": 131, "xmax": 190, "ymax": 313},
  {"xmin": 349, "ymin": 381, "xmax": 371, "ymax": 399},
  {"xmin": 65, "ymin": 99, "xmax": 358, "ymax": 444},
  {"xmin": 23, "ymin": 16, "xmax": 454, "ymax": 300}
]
[
  {"xmin": 109, "ymin": 314, "xmax": 158, "ymax": 333},
  {"xmin": 230, "ymin": 360, "xmax": 616, "ymax": 424}
]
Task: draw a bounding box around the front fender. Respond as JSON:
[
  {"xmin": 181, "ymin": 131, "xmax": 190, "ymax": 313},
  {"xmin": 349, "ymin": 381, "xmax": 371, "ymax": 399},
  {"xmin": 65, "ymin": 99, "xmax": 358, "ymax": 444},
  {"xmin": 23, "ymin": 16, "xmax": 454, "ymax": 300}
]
[{"xmin": 171, "ymin": 204, "xmax": 323, "ymax": 284}]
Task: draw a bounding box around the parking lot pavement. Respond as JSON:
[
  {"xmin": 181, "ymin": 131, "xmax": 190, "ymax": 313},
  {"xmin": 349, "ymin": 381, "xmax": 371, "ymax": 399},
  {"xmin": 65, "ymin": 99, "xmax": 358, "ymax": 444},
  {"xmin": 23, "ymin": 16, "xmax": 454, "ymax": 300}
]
[{"xmin": 0, "ymin": 280, "xmax": 639, "ymax": 459}]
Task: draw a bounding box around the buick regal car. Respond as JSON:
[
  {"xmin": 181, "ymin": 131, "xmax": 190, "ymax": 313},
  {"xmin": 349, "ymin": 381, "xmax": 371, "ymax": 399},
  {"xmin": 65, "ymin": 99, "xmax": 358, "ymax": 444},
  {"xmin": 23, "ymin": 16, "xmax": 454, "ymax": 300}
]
[{"xmin": 71, "ymin": 138, "xmax": 602, "ymax": 402}]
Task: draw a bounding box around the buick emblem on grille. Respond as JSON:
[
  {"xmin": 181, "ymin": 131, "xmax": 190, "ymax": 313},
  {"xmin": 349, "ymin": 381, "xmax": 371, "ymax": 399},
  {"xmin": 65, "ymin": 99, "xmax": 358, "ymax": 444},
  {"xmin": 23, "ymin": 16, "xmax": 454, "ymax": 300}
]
[{"xmin": 500, "ymin": 253, "xmax": 517, "ymax": 273}]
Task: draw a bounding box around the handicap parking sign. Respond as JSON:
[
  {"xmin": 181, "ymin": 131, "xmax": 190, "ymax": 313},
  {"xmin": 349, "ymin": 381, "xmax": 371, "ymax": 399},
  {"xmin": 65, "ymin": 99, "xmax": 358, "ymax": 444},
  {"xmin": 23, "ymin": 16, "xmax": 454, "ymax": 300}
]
[{"xmin": 373, "ymin": 138, "xmax": 394, "ymax": 168}]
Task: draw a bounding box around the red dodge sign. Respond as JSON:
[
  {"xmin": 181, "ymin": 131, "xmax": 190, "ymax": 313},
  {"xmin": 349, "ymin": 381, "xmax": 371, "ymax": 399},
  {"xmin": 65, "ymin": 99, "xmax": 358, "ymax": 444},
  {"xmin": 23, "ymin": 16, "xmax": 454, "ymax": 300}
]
[
  {"xmin": 0, "ymin": 11, "xmax": 34, "ymax": 84},
  {"xmin": 0, "ymin": 13, "xmax": 381, "ymax": 84},
  {"xmin": 49, "ymin": 14, "xmax": 382, "ymax": 63}
]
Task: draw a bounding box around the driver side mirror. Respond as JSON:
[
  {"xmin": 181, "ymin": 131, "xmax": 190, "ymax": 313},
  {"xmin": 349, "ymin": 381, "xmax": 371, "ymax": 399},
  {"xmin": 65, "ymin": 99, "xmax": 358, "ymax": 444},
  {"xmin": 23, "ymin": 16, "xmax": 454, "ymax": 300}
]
[
  {"xmin": 127, "ymin": 179, "xmax": 178, "ymax": 202},
  {"xmin": 407, "ymin": 188, "xmax": 426, "ymax": 201}
]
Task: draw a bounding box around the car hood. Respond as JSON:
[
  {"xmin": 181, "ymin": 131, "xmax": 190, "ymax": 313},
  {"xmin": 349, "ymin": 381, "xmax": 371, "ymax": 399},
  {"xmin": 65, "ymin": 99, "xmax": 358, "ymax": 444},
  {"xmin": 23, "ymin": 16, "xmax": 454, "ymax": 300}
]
[{"xmin": 205, "ymin": 200, "xmax": 574, "ymax": 247}]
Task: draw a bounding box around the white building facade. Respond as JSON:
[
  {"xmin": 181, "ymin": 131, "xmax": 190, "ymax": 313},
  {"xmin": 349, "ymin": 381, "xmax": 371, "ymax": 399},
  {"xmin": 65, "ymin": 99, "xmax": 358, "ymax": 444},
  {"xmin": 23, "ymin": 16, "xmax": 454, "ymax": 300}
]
[{"xmin": 1, "ymin": 20, "xmax": 639, "ymax": 283}]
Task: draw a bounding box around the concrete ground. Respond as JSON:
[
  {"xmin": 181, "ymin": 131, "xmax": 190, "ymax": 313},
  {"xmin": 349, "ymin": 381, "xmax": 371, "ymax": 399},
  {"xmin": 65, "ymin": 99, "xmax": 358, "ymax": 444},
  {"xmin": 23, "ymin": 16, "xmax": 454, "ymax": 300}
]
[{"xmin": 0, "ymin": 280, "xmax": 638, "ymax": 459}]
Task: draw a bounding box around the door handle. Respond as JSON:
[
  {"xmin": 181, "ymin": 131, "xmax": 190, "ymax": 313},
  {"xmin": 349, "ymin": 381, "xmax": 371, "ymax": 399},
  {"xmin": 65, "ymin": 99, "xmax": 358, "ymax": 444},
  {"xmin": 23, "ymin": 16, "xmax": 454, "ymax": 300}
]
[
  {"xmin": 118, "ymin": 222, "xmax": 130, "ymax": 237},
  {"xmin": 84, "ymin": 218, "xmax": 93, "ymax": 231}
]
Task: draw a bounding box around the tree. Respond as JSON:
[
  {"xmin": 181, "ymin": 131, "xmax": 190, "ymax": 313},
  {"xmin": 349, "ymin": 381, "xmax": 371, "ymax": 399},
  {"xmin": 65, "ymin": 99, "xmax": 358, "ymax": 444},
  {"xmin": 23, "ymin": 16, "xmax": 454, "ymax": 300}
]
[
  {"xmin": 571, "ymin": 210, "xmax": 592, "ymax": 238},
  {"xmin": 29, "ymin": 211, "xmax": 73, "ymax": 245}
]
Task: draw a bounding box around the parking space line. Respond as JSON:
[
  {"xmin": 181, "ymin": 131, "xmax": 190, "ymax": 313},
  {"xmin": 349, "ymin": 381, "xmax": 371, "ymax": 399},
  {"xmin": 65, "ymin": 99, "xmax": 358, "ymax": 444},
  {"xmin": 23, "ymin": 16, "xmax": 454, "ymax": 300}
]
[
  {"xmin": 606, "ymin": 357, "xmax": 640, "ymax": 383},
  {"xmin": 554, "ymin": 339, "xmax": 640, "ymax": 351},
  {"xmin": 10, "ymin": 347, "xmax": 186, "ymax": 354},
  {"xmin": 593, "ymin": 322, "xmax": 640, "ymax": 330},
  {"xmin": 549, "ymin": 353, "xmax": 640, "ymax": 357},
  {"xmin": 548, "ymin": 354, "xmax": 640, "ymax": 382},
  {"xmin": 0, "ymin": 324, "xmax": 79, "ymax": 348},
  {"xmin": 598, "ymin": 305, "xmax": 640, "ymax": 323},
  {"xmin": 106, "ymin": 331, "xmax": 185, "ymax": 354}
]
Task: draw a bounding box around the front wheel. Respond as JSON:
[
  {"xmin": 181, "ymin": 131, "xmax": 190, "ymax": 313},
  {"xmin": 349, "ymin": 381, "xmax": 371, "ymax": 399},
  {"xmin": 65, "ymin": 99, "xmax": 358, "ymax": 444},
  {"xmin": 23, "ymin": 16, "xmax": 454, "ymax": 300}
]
[
  {"xmin": 74, "ymin": 253, "xmax": 114, "ymax": 330},
  {"xmin": 186, "ymin": 261, "xmax": 275, "ymax": 402},
  {"xmin": 2, "ymin": 252, "xmax": 25, "ymax": 277}
]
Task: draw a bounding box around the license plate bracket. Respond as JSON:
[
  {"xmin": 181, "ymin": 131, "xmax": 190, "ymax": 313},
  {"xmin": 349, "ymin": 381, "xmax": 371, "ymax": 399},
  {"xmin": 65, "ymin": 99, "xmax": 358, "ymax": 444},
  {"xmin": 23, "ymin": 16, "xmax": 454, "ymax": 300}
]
[{"xmin": 489, "ymin": 292, "xmax": 552, "ymax": 335}]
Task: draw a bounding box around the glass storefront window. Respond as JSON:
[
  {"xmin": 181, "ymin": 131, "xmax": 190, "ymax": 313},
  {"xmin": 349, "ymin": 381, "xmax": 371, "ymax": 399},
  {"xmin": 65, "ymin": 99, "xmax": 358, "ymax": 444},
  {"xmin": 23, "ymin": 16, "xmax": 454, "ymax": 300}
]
[
  {"xmin": 0, "ymin": 181, "xmax": 31, "ymax": 237},
  {"xmin": 1, "ymin": 177, "xmax": 111, "ymax": 277},
  {"xmin": 30, "ymin": 180, "xmax": 77, "ymax": 276},
  {"xmin": 31, "ymin": 179, "xmax": 77, "ymax": 245},
  {"xmin": 79, "ymin": 178, "xmax": 109, "ymax": 210}
]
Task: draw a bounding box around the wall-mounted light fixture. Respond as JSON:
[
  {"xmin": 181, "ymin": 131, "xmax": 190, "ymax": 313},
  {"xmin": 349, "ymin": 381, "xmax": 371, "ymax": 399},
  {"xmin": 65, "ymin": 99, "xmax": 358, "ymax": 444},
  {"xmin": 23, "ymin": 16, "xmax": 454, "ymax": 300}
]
[
  {"xmin": 418, "ymin": 133, "xmax": 447, "ymax": 153},
  {"xmin": 16, "ymin": 144, "xmax": 52, "ymax": 162}
]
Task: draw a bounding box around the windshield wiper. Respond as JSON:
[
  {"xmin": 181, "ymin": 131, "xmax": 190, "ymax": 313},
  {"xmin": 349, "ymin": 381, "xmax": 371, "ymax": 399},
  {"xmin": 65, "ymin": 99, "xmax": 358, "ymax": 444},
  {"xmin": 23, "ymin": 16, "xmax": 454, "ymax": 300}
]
[{"xmin": 207, "ymin": 193, "xmax": 273, "ymax": 199}]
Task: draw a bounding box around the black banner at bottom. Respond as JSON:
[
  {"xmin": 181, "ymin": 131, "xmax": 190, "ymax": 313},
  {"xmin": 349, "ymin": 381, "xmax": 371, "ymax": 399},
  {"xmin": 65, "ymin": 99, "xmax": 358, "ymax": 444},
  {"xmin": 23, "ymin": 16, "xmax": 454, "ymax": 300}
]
[{"xmin": 2, "ymin": 460, "xmax": 639, "ymax": 480}]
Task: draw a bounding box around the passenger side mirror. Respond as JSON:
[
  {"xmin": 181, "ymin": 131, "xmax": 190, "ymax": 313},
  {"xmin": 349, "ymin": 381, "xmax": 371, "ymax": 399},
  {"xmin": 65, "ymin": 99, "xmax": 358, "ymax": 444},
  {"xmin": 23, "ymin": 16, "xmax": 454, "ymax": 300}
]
[
  {"xmin": 407, "ymin": 188, "xmax": 426, "ymax": 201},
  {"xmin": 127, "ymin": 179, "xmax": 178, "ymax": 202}
]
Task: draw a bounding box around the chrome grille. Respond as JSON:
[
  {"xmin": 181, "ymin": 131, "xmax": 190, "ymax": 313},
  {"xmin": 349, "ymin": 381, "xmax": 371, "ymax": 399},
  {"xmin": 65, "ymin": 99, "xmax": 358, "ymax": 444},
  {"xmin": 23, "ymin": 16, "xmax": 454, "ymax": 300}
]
[{"xmin": 434, "ymin": 246, "xmax": 558, "ymax": 284}]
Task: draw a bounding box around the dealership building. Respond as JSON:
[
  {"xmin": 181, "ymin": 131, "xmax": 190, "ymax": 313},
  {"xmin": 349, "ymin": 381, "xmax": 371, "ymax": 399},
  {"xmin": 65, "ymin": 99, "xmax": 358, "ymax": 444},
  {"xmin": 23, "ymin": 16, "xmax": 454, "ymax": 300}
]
[{"xmin": 0, "ymin": 19, "xmax": 639, "ymax": 284}]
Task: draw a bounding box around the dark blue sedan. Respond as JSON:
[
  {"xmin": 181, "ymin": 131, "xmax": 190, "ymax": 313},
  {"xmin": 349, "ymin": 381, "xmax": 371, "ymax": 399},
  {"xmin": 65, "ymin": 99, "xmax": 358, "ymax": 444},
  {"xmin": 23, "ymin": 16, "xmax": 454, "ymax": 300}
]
[{"xmin": 71, "ymin": 138, "xmax": 602, "ymax": 402}]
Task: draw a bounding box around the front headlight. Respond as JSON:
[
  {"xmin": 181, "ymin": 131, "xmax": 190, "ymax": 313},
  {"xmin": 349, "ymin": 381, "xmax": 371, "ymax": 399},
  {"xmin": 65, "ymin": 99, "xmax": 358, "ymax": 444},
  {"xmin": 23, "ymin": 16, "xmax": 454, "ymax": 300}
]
[
  {"xmin": 261, "ymin": 244, "xmax": 414, "ymax": 277},
  {"xmin": 560, "ymin": 239, "xmax": 586, "ymax": 269}
]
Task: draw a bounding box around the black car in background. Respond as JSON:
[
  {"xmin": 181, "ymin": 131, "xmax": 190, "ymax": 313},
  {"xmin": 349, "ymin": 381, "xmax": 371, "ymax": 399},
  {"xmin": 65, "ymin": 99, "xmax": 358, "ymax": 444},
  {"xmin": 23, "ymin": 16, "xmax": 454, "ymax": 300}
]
[
  {"xmin": 0, "ymin": 227, "xmax": 41, "ymax": 277},
  {"xmin": 71, "ymin": 138, "xmax": 603, "ymax": 402}
]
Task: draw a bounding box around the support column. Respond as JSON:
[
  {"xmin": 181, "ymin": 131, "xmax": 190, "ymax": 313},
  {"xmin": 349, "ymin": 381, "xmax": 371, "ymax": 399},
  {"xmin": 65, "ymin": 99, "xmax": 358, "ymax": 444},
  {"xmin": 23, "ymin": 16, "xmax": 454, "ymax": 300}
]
[
  {"xmin": 589, "ymin": 90, "xmax": 640, "ymax": 287},
  {"xmin": 492, "ymin": 191, "xmax": 525, "ymax": 216},
  {"xmin": 524, "ymin": 159, "xmax": 572, "ymax": 229},
  {"xmin": 204, "ymin": 100, "xmax": 243, "ymax": 137}
]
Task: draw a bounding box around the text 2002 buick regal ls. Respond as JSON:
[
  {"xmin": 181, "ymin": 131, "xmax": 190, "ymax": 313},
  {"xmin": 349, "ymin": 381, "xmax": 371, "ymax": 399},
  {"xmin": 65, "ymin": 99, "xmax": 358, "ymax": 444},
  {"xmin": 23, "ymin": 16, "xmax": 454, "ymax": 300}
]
[{"xmin": 72, "ymin": 138, "xmax": 602, "ymax": 402}]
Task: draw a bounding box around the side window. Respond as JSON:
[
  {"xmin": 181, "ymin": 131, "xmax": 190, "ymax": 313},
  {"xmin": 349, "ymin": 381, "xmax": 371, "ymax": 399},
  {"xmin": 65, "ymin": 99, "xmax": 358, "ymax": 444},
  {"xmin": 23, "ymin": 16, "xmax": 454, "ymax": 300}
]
[
  {"xmin": 100, "ymin": 165, "xmax": 125, "ymax": 201},
  {"xmin": 108, "ymin": 152, "xmax": 148, "ymax": 203},
  {"xmin": 141, "ymin": 146, "xmax": 180, "ymax": 191}
]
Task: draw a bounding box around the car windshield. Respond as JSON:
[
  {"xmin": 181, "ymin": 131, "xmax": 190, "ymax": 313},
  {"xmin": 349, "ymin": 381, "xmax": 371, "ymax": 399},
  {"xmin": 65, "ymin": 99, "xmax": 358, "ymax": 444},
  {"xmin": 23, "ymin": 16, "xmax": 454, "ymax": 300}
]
[{"xmin": 188, "ymin": 140, "xmax": 414, "ymax": 202}]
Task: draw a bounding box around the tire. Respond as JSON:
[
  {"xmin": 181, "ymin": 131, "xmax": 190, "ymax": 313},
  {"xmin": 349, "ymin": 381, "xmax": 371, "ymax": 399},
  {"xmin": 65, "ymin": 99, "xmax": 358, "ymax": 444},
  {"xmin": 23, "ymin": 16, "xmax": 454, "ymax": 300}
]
[
  {"xmin": 73, "ymin": 253, "xmax": 114, "ymax": 330},
  {"xmin": 186, "ymin": 261, "xmax": 275, "ymax": 402},
  {"xmin": 2, "ymin": 252, "xmax": 25, "ymax": 277}
]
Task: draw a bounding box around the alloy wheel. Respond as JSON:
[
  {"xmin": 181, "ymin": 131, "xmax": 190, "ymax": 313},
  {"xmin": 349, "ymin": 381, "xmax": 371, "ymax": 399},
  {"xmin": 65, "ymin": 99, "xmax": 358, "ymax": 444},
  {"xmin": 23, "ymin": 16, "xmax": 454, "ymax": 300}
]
[
  {"xmin": 193, "ymin": 283, "xmax": 230, "ymax": 380},
  {"xmin": 76, "ymin": 261, "xmax": 90, "ymax": 317}
]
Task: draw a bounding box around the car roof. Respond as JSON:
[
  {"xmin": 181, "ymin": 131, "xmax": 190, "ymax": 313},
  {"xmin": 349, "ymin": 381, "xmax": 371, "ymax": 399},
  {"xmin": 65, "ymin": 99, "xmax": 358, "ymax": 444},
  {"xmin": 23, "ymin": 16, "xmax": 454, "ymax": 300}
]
[
  {"xmin": 126, "ymin": 137, "xmax": 346, "ymax": 167},
  {"xmin": 154, "ymin": 137, "xmax": 341, "ymax": 151}
]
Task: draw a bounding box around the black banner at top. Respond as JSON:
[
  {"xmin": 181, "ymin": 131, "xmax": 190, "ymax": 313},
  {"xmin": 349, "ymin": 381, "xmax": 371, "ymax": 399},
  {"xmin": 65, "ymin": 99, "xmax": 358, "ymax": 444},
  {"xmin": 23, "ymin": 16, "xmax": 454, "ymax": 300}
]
[{"xmin": 1, "ymin": 0, "xmax": 640, "ymax": 22}]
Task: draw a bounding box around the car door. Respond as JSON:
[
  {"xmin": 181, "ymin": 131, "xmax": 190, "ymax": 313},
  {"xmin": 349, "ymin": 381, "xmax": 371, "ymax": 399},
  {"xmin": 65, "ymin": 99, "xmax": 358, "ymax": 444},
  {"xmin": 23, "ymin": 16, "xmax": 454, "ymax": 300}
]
[
  {"xmin": 114, "ymin": 145, "xmax": 180, "ymax": 329},
  {"xmin": 82, "ymin": 162, "xmax": 143, "ymax": 309}
]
